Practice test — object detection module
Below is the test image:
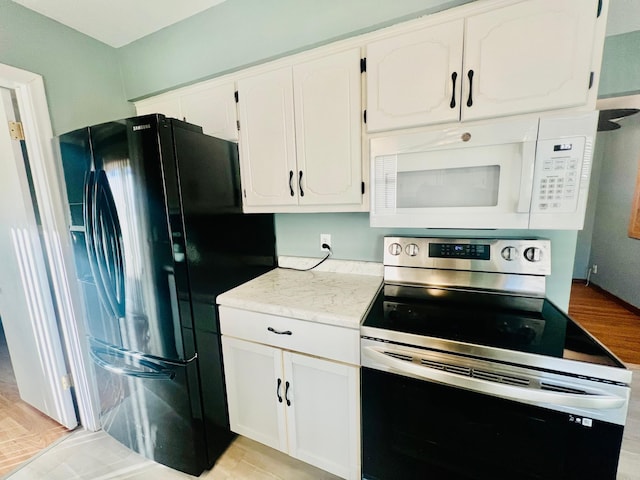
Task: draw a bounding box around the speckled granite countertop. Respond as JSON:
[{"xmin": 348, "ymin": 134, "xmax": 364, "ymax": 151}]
[{"xmin": 216, "ymin": 257, "xmax": 383, "ymax": 329}]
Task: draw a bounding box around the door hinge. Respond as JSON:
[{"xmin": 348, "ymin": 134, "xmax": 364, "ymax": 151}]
[
  {"xmin": 236, "ymin": 120, "xmax": 240, "ymax": 131},
  {"xmin": 360, "ymin": 57, "xmax": 367, "ymax": 73},
  {"xmin": 597, "ymin": 0, "xmax": 603, "ymax": 17},
  {"xmin": 8, "ymin": 121, "xmax": 24, "ymax": 140},
  {"xmin": 589, "ymin": 71, "xmax": 595, "ymax": 89},
  {"xmin": 361, "ymin": 181, "xmax": 365, "ymax": 195},
  {"xmin": 234, "ymin": 90, "xmax": 239, "ymax": 102},
  {"xmin": 61, "ymin": 373, "xmax": 73, "ymax": 390},
  {"xmin": 243, "ymin": 189, "xmax": 247, "ymax": 198},
  {"xmin": 363, "ymin": 109, "xmax": 367, "ymax": 124}
]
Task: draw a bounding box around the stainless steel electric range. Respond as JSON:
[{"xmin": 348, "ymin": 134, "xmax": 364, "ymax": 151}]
[{"xmin": 360, "ymin": 237, "xmax": 631, "ymax": 480}]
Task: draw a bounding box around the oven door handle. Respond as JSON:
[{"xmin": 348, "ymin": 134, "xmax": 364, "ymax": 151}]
[{"xmin": 363, "ymin": 346, "xmax": 626, "ymax": 410}]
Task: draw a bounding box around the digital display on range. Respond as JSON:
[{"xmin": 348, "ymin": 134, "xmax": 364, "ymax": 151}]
[{"xmin": 429, "ymin": 243, "xmax": 491, "ymax": 260}]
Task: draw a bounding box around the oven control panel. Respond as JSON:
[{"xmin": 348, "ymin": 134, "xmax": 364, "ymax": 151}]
[{"xmin": 384, "ymin": 237, "xmax": 551, "ymax": 275}]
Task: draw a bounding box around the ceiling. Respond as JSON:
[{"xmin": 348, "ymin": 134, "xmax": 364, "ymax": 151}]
[
  {"xmin": 11, "ymin": 0, "xmax": 640, "ymax": 49},
  {"xmin": 11, "ymin": 0, "xmax": 229, "ymax": 48}
]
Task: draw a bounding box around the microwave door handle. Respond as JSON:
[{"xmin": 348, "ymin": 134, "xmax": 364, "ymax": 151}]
[
  {"xmin": 363, "ymin": 346, "xmax": 626, "ymax": 410},
  {"xmin": 516, "ymin": 140, "xmax": 537, "ymax": 213}
]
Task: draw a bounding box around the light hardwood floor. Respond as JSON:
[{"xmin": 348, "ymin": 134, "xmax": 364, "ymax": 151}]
[{"xmin": 0, "ymin": 324, "xmax": 70, "ymax": 477}]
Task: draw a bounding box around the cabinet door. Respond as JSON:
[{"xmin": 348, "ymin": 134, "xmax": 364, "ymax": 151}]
[
  {"xmin": 366, "ymin": 19, "xmax": 464, "ymax": 132},
  {"xmin": 462, "ymin": 0, "xmax": 598, "ymax": 121},
  {"xmin": 283, "ymin": 352, "xmax": 360, "ymax": 480},
  {"xmin": 180, "ymin": 82, "xmax": 238, "ymax": 141},
  {"xmin": 237, "ymin": 67, "xmax": 297, "ymax": 207},
  {"xmin": 221, "ymin": 337, "xmax": 288, "ymax": 452},
  {"xmin": 135, "ymin": 96, "xmax": 182, "ymax": 119},
  {"xmin": 293, "ymin": 48, "xmax": 363, "ymax": 206}
]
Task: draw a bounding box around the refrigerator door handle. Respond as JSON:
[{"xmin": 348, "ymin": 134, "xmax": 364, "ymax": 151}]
[
  {"xmin": 90, "ymin": 337, "xmax": 197, "ymax": 367},
  {"xmin": 89, "ymin": 345, "xmax": 175, "ymax": 380},
  {"xmin": 91, "ymin": 170, "xmax": 125, "ymax": 318},
  {"xmin": 89, "ymin": 337, "xmax": 197, "ymax": 380},
  {"xmin": 84, "ymin": 170, "xmax": 118, "ymax": 318}
]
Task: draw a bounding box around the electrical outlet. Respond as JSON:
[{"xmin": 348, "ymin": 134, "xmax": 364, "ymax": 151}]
[
  {"xmin": 592, "ymin": 264, "xmax": 598, "ymax": 274},
  {"xmin": 320, "ymin": 234, "xmax": 332, "ymax": 252}
]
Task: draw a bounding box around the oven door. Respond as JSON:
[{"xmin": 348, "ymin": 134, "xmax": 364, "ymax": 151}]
[
  {"xmin": 361, "ymin": 342, "xmax": 626, "ymax": 480},
  {"xmin": 369, "ymin": 117, "xmax": 538, "ymax": 229}
]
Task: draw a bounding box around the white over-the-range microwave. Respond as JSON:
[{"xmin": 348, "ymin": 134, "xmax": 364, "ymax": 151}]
[{"xmin": 369, "ymin": 111, "xmax": 598, "ymax": 229}]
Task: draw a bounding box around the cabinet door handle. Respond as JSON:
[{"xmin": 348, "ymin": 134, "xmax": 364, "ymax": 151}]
[
  {"xmin": 466, "ymin": 69, "xmax": 474, "ymax": 107},
  {"xmin": 285, "ymin": 381, "xmax": 291, "ymax": 406},
  {"xmin": 288, "ymin": 170, "xmax": 294, "ymax": 197},
  {"xmin": 268, "ymin": 326, "xmax": 292, "ymax": 336},
  {"xmin": 298, "ymin": 171, "xmax": 304, "ymax": 197},
  {"xmin": 277, "ymin": 378, "xmax": 283, "ymax": 403},
  {"xmin": 450, "ymin": 71, "xmax": 457, "ymax": 109}
]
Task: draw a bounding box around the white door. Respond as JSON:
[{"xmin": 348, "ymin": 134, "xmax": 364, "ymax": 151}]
[
  {"xmin": 462, "ymin": 0, "xmax": 598, "ymax": 121},
  {"xmin": 237, "ymin": 67, "xmax": 297, "ymax": 207},
  {"xmin": 293, "ymin": 48, "xmax": 363, "ymax": 206},
  {"xmin": 221, "ymin": 336, "xmax": 287, "ymax": 452},
  {"xmin": 283, "ymin": 351, "xmax": 360, "ymax": 480},
  {"xmin": 0, "ymin": 88, "xmax": 77, "ymax": 429},
  {"xmin": 366, "ymin": 19, "xmax": 464, "ymax": 132}
]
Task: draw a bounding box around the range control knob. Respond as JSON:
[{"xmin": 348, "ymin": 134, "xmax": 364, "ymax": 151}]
[
  {"xmin": 388, "ymin": 242, "xmax": 402, "ymax": 256},
  {"xmin": 524, "ymin": 247, "xmax": 543, "ymax": 262},
  {"xmin": 405, "ymin": 243, "xmax": 419, "ymax": 257},
  {"xmin": 501, "ymin": 246, "xmax": 518, "ymax": 261}
]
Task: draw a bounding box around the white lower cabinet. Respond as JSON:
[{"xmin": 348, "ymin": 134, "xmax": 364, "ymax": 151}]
[{"xmin": 221, "ymin": 335, "xmax": 360, "ymax": 480}]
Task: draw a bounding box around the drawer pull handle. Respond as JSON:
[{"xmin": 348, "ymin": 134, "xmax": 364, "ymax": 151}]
[
  {"xmin": 268, "ymin": 327, "xmax": 292, "ymax": 335},
  {"xmin": 277, "ymin": 378, "xmax": 283, "ymax": 403},
  {"xmin": 285, "ymin": 381, "xmax": 291, "ymax": 406}
]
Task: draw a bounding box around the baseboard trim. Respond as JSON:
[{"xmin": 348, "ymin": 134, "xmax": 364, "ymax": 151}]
[{"xmin": 572, "ymin": 279, "xmax": 640, "ymax": 316}]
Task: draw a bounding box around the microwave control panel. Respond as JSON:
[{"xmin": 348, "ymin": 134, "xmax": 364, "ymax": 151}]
[{"xmin": 531, "ymin": 137, "xmax": 587, "ymax": 213}]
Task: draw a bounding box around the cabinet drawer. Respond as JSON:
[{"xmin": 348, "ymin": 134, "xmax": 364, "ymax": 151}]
[{"xmin": 219, "ymin": 306, "xmax": 360, "ymax": 365}]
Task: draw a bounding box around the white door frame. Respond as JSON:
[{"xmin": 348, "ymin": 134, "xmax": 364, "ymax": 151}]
[{"xmin": 0, "ymin": 63, "xmax": 99, "ymax": 430}]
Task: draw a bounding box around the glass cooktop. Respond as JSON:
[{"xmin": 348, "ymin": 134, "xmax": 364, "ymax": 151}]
[{"xmin": 362, "ymin": 287, "xmax": 624, "ymax": 369}]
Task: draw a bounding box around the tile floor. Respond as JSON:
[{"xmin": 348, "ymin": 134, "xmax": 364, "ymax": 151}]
[{"xmin": 1, "ymin": 429, "xmax": 340, "ymax": 480}]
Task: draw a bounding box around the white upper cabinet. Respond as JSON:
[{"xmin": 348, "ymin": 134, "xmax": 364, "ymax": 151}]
[
  {"xmin": 237, "ymin": 67, "xmax": 298, "ymax": 207},
  {"xmin": 135, "ymin": 96, "xmax": 182, "ymax": 119},
  {"xmin": 237, "ymin": 48, "xmax": 363, "ymax": 212},
  {"xmin": 461, "ymin": 0, "xmax": 599, "ymax": 122},
  {"xmin": 366, "ymin": 0, "xmax": 602, "ymax": 132},
  {"xmin": 293, "ymin": 49, "xmax": 363, "ymax": 207},
  {"xmin": 366, "ymin": 19, "xmax": 464, "ymax": 131},
  {"xmin": 135, "ymin": 80, "xmax": 238, "ymax": 141},
  {"xmin": 180, "ymin": 82, "xmax": 238, "ymax": 141}
]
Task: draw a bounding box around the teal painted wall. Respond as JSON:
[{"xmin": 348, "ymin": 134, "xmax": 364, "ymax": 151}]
[
  {"xmin": 575, "ymin": 30, "xmax": 640, "ymax": 279},
  {"xmin": 118, "ymin": 0, "xmax": 470, "ymax": 100},
  {"xmin": 572, "ymin": 135, "xmax": 606, "ymax": 279},
  {"xmin": 598, "ymin": 31, "xmax": 640, "ymax": 98},
  {"xmin": 275, "ymin": 214, "xmax": 577, "ymax": 311},
  {"xmin": 0, "ymin": 0, "xmax": 133, "ymax": 134},
  {"xmin": 588, "ymin": 114, "xmax": 640, "ymax": 308}
]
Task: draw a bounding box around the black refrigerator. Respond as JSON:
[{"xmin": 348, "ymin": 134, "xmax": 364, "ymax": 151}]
[{"xmin": 57, "ymin": 114, "xmax": 276, "ymax": 475}]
